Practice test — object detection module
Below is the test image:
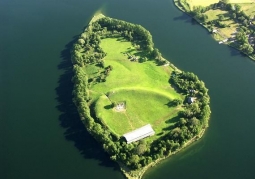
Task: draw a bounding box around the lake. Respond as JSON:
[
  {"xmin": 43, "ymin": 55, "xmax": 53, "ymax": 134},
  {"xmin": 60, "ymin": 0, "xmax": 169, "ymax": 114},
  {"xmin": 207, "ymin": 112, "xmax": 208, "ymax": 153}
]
[{"xmin": 1, "ymin": 0, "xmax": 255, "ymax": 178}]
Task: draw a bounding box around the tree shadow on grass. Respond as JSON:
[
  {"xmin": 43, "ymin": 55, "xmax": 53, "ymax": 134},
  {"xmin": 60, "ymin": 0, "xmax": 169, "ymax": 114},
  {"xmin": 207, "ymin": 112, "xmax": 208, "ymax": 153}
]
[
  {"xmin": 55, "ymin": 35, "xmax": 120, "ymax": 171},
  {"xmin": 165, "ymin": 114, "xmax": 181, "ymax": 124},
  {"xmin": 104, "ymin": 104, "xmax": 113, "ymax": 110},
  {"xmin": 165, "ymin": 101, "xmax": 177, "ymax": 108}
]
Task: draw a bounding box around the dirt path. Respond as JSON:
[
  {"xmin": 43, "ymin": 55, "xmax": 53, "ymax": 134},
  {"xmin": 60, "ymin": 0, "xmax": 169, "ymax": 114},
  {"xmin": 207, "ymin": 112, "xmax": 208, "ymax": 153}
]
[{"xmin": 124, "ymin": 113, "xmax": 134, "ymax": 130}]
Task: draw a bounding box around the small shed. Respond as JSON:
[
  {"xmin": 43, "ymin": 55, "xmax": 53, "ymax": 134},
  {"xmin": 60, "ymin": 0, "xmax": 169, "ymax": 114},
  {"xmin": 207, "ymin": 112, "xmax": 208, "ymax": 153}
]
[
  {"xmin": 188, "ymin": 97, "xmax": 194, "ymax": 104},
  {"xmin": 123, "ymin": 124, "xmax": 155, "ymax": 144},
  {"xmin": 212, "ymin": 29, "xmax": 218, "ymax": 33}
]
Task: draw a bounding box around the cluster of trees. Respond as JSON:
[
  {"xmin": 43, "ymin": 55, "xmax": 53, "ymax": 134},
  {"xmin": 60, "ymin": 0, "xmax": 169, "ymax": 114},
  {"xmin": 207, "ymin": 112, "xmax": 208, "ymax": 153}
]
[
  {"xmin": 236, "ymin": 29, "xmax": 254, "ymax": 55},
  {"xmin": 177, "ymin": 0, "xmax": 191, "ymax": 12},
  {"xmin": 97, "ymin": 17, "xmax": 154, "ymax": 51},
  {"xmin": 71, "ymin": 29, "xmax": 106, "ymax": 67},
  {"xmin": 190, "ymin": 6, "xmax": 209, "ymax": 22},
  {"xmin": 145, "ymin": 71, "xmax": 212, "ymax": 156},
  {"xmin": 151, "ymin": 48, "xmax": 168, "ymax": 65},
  {"xmin": 171, "ymin": 71, "xmax": 211, "ymax": 128},
  {"xmin": 219, "ymin": 2, "xmax": 253, "ymax": 27},
  {"xmin": 188, "ymin": 0, "xmax": 254, "ymax": 56},
  {"xmin": 71, "ymin": 16, "xmax": 211, "ymax": 171},
  {"xmin": 189, "ymin": 0, "xmax": 254, "ymax": 28}
]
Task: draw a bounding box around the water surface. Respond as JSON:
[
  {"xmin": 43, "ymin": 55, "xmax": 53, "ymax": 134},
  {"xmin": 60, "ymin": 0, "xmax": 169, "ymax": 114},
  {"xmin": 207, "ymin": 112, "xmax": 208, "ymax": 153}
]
[{"xmin": 1, "ymin": 0, "xmax": 255, "ymax": 178}]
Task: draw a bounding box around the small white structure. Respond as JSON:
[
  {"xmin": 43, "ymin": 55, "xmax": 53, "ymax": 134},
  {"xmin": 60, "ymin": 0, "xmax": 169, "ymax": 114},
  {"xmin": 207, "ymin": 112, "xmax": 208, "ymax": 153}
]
[
  {"xmin": 123, "ymin": 124, "xmax": 155, "ymax": 144},
  {"xmin": 212, "ymin": 29, "xmax": 218, "ymax": 33},
  {"xmin": 222, "ymin": 39, "xmax": 228, "ymax": 43},
  {"xmin": 116, "ymin": 102, "xmax": 125, "ymax": 111},
  {"xmin": 188, "ymin": 97, "xmax": 195, "ymax": 104}
]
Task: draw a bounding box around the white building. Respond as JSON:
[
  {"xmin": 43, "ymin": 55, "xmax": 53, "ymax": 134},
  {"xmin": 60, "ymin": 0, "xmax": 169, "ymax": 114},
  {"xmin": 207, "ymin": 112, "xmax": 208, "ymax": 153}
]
[{"xmin": 123, "ymin": 124, "xmax": 155, "ymax": 144}]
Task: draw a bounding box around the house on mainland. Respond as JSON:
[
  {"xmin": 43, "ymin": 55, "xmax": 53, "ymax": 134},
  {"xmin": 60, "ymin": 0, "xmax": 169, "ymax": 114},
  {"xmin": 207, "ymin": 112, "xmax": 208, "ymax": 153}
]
[{"xmin": 123, "ymin": 124, "xmax": 155, "ymax": 144}]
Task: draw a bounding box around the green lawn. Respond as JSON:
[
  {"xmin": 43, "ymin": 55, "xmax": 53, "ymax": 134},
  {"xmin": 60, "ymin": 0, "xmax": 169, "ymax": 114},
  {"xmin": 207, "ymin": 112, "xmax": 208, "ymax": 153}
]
[
  {"xmin": 205, "ymin": 9, "xmax": 237, "ymax": 38},
  {"xmin": 229, "ymin": 0, "xmax": 255, "ymax": 3},
  {"xmin": 89, "ymin": 37, "xmax": 180, "ymax": 97},
  {"xmin": 87, "ymin": 37, "xmax": 183, "ymax": 140},
  {"xmin": 187, "ymin": 0, "xmax": 254, "ymax": 8},
  {"xmin": 205, "ymin": 9, "xmax": 228, "ymax": 21},
  {"xmin": 240, "ymin": 3, "xmax": 255, "ymax": 17},
  {"xmin": 95, "ymin": 89, "xmax": 180, "ymax": 139},
  {"xmin": 205, "ymin": 3, "xmax": 255, "ymax": 40},
  {"xmin": 186, "ymin": 0, "xmax": 219, "ymax": 9}
]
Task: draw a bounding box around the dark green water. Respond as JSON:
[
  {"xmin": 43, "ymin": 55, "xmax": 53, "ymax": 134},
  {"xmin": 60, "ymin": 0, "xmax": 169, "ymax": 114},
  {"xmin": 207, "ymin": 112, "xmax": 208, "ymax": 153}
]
[{"xmin": 1, "ymin": 0, "xmax": 255, "ymax": 179}]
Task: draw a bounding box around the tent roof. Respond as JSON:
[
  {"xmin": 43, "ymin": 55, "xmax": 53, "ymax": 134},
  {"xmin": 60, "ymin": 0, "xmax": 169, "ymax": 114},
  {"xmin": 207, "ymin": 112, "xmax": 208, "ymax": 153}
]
[{"xmin": 123, "ymin": 124, "xmax": 155, "ymax": 144}]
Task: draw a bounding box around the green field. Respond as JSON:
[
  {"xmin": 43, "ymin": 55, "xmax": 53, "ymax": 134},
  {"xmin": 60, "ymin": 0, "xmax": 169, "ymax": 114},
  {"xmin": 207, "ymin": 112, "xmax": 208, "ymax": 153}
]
[
  {"xmin": 201, "ymin": 1, "xmax": 255, "ymax": 40},
  {"xmin": 187, "ymin": 0, "xmax": 255, "ymax": 8},
  {"xmin": 87, "ymin": 37, "xmax": 183, "ymax": 139},
  {"xmin": 240, "ymin": 3, "xmax": 255, "ymax": 17},
  {"xmin": 205, "ymin": 9, "xmax": 237, "ymax": 39},
  {"xmin": 186, "ymin": 0, "xmax": 219, "ymax": 9}
]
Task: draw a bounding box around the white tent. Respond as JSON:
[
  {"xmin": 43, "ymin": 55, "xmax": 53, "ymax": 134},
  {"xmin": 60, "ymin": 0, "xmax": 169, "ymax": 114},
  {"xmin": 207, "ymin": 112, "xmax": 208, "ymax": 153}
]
[{"xmin": 123, "ymin": 124, "xmax": 155, "ymax": 144}]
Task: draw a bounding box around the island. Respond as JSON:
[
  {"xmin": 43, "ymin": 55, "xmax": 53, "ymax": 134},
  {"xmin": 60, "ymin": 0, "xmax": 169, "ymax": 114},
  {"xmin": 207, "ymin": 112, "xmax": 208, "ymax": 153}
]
[
  {"xmin": 71, "ymin": 14, "xmax": 211, "ymax": 179},
  {"xmin": 174, "ymin": 0, "xmax": 255, "ymax": 60}
]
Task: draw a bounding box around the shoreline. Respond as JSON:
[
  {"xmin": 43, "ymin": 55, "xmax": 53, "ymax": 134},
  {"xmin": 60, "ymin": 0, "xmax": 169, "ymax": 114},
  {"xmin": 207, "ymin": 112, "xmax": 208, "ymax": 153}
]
[
  {"xmin": 173, "ymin": 0, "xmax": 255, "ymax": 61},
  {"xmin": 120, "ymin": 128, "xmax": 206, "ymax": 179}
]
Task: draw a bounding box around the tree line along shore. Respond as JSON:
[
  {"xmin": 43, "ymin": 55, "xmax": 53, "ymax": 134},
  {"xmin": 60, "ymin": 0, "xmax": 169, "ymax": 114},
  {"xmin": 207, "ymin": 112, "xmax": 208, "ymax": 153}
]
[
  {"xmin": 174, "ymin": 0, "xmax": 255, "ymax": 60},
  {"xmin": 71, "ymin": 14, "xmax": 211, "ymax": 179}
]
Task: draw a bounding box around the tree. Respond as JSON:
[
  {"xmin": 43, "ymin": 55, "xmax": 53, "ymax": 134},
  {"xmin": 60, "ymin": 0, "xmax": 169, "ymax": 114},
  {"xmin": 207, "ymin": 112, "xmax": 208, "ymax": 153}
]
[
  {"xmin": 219, "ymin": 14, "xmax": 224, "ymax": 21},
  {"xmin": 172, "ymin": 99, "xmax": 182, "ymax": 106},
  {"xmin": 77, "ymin": 38, "xmax": 85, "ymax": 45},
  {"xmin": 240, "ymin": 43, "xmax": 254, "ymax": 55},
  {"xmin": 232, "ymin": 13, "xmax": 237, "ymax": 19},
  {"xmin": 129, "ymin": 154, "xmax": 140, "ymax": 168},
  {"xmin": 152, "ymin": 48, "xmax": 162, "ymax": 60},
  {"xmin": 234, "ymin": 4, "xmax": 241, "ymax": 12},
  {"xmin": 221, "ymin": 0, "xmax": 229, "ymax": 4},
  {"xmin": 236, "ymin": 31, "xmax": 248, "ymax": 44},
  {"xmin": 112, "ymin": 102, "xmax": 117, "ymax": 108},
  {"xmin": 135, "ymin": 143, "xmax": 147, "ymax": 155}
]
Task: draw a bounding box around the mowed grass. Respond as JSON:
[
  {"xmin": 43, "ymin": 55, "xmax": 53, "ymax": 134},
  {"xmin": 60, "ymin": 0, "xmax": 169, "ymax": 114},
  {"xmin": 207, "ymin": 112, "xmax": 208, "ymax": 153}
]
[
  {"xmin": 186, "ymin": 0, "xmax": 219, "ymax": 9},
  {"xmin": 205, "ymin": 9, "xmax": 228, "ymax": 21},
  {"xmin": 205, "ymin": 9, "xmax": 237, "ymax": 38},
  {"xmin": 95, "ymin": 89, "xmax": 180, "ymax": 141},
  {"xmin": 240, "ymin": 3, "xmax": 255, "ymax": 17},
  {"xmin": 90, "ymin": 37, "xmax": 180, "ymax": 98},
  {"xmin": 229, "ymin": 0, "xmax": 255, "ymax": 3},
  {"xmin": 187, "ymin": 0, "xmax": 254, "ymax": 8},
  {"xmin": 203, "ymin": 2, "xmax": 255, "ymax": 40},
  {"xmin": 88, "ymin": 37, "xmax": 183, "ymax": 139}
]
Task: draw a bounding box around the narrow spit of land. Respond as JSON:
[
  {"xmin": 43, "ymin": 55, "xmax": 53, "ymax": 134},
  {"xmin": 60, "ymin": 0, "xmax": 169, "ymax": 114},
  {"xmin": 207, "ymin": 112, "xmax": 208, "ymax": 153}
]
[
  {"xmin": 71, "ymin": 13, "xmax": 211, "ymax": 179},
  {"xmin": 174, "ymin": 0, "xmax": 255, "ymax": 60}
]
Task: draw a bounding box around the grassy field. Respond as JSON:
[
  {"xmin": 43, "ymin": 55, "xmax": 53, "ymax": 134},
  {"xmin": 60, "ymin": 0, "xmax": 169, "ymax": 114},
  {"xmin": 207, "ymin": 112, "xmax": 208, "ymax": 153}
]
[
  {"xmin": 240, "ymin": 3, "xmax": 255, "ymax": 17},
  {"xmin": 205, "ymin": 9, "xmax": 228, "ymax": 21},
  {"xmin": 229, "ymin": 0, "xmax": 255, "ymax": 3},
  {"xmin": 201, "ymin": 2, "xmax": 255, "ymax": 40},
  {"xmin": 187, "ymin": 0, "xmax": 255, "ymax": 8},
  {"xmin": 95, "ymin": 89, "xmax": 180, "ymax": 140},
  {"xmin": 87, "ymin": 37, "xmax": 183, "ymax": 140},
  {"xmin": 205, "ymin": 9, "xmax": 237, "ymax": 38},
  {"xmin": 186, "ymin": 0, "xmax": 219, "ymax": 9}
]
